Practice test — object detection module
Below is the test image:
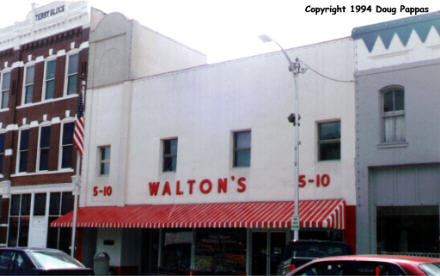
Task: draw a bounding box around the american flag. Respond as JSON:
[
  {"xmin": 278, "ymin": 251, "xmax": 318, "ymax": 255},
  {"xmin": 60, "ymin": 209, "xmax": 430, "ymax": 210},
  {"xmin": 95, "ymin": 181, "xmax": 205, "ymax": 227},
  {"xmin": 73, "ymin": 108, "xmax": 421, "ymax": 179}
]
[{"xmin": 73, "ymin": 88, "xmax": 84, "ymax": 156}]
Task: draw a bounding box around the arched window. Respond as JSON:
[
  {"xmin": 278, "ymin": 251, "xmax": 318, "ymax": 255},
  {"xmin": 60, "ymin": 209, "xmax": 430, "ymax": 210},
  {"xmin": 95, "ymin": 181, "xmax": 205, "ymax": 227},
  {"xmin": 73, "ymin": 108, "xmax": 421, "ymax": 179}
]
[{"xmin": 381, "ymin": 86, "xmax": 405, "ymax": 143}]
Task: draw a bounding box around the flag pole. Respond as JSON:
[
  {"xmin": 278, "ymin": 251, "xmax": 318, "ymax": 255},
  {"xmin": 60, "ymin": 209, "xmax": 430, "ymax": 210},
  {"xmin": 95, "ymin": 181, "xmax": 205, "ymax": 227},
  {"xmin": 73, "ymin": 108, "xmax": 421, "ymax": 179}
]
[{"xmin": 71, "ymin": 79, "xmax": 85, "ymax": 257}]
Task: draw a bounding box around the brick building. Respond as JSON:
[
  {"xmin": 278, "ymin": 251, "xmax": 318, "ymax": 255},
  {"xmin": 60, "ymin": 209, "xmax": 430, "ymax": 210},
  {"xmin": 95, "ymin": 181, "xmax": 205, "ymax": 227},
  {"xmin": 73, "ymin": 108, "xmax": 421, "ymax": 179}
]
[{"xmin": 0, "ymin": 1, "xmax": 91, "ymax": 252}]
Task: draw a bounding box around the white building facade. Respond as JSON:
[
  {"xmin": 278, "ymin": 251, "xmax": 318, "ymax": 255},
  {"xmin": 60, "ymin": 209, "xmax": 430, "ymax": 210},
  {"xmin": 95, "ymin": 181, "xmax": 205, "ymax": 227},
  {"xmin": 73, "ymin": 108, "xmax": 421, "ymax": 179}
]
[{"xmin": 52, "ymin": 12, "xmax": 356, "ymax": 275}]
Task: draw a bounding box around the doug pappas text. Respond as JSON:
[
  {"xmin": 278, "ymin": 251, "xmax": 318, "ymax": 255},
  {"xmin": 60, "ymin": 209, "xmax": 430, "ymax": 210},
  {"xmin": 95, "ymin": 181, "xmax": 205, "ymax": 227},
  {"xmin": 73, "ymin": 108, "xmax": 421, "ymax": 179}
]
[{"xmin": 305, "ymin": 5, "xmax": 429, "ymax": 15}]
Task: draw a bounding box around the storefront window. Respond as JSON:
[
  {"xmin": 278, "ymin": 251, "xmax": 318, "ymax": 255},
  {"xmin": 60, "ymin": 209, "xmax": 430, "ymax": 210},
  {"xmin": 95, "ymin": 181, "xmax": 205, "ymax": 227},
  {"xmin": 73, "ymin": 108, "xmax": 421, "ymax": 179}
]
[
  {"xmin": 195, "ymin": 229, "xmax": 246, "ymax": 274},
  {"xmin": 160, "ymin": 230, "xmax": 192, "ymax": 274},
  {"xmin": 47, "ymin": 192, "xmax": 72, "ymax": 253},
  {"xmin": 377, "ymin": 206, "xmax": 438, "ymax": 253},
  {"xmin": 7, "ymin": 194, "xmax": 31, "ymax": 247}
]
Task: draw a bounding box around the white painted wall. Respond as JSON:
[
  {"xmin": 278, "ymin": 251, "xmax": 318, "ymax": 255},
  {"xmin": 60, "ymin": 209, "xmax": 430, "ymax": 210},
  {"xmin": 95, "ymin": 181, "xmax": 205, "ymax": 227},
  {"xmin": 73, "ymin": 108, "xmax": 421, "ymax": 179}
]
[
  {"xmin": 82, "ymin": 37, "xmax": 356, "ymax": 207},
  {"xmin": 356, "ymin": 26, "xmax": 440, "ymax": 71},
  {"xmin": 88, "ymin": 12, "xmax": 206, "ymax": 88},
  {"xmin": 131, "ymin": 22, "xmax": 206, "ymax": 79}
]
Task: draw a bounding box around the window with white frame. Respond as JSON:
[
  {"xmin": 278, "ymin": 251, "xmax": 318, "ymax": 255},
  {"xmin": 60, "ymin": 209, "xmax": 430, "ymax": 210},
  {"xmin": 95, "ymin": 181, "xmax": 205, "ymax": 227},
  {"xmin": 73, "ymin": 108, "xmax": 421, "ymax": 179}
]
[
  {"xmin": 99, "ymin": 146, "xmax": 111, "ymax": 175},
  {"xmin": 60, "ymin": 122, "xmax": 74, "ymax": 169},
  {"xmin": 8, "ymin": 194, "xmax": 31, "ymax": 247},
  {"xmin": 162, "ymin": 139, "xmax": 177, "ymax": 172},
  {"xmin": 44, "ymin": 60, "xmax": 56, "ymax": 100},
  {"xmin": 66, "ymin": 54, "xmax": 78, "ymax": 95},
  {"xmin": 318, "ymin": 121, "xmax": 341, "ymax": 161},
  {"xmin": 39, "ymin": 126, "xmax": 51, "ymax": 171},
  {"xmin": 23, "ymin": 65, "xmax": 35, "ymax": 104},
  {"xmin": 0, "ymin": 133, "xmax": 5, "ymax": 175},
  {"xmin": 233, "ymin": 131, "xmax": 251, "ymax": 167},
  {"xmin": 382, "ymin": 87, "xmax": 405, "ymax": 143},
  {"xmin": 18, "ymin": 129, "xmax": 29, "ymax": 173},
  {"xmin": 1, "ymin": 71, "xmax": 10, "ymax": 109}
]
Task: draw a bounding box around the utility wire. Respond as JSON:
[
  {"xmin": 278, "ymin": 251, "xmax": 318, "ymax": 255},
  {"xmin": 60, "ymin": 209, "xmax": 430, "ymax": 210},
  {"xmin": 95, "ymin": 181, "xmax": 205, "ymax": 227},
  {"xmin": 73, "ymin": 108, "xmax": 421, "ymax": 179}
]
[{"xmin": 299, "ymin": 59, "xmax": 355, "ymax": 83}]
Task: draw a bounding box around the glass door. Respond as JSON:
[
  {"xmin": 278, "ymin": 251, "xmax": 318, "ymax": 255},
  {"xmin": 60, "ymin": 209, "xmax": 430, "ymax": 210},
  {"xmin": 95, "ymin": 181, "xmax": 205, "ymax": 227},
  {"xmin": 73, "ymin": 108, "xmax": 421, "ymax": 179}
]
[
  {"xmin": 270, "ymin": 232, "xmax": 286, "ymax": 274},
  {"xmin": 252, "ymin": 232, "xmax": 267, "ymax": 275}
]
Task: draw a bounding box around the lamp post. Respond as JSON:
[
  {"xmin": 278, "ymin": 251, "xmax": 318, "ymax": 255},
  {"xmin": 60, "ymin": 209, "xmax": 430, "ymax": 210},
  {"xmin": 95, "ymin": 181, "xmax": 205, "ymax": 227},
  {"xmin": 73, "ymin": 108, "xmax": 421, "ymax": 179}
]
[{"xmin": 259, "ymin": 34, "xmax": 306, "ymax": 241}]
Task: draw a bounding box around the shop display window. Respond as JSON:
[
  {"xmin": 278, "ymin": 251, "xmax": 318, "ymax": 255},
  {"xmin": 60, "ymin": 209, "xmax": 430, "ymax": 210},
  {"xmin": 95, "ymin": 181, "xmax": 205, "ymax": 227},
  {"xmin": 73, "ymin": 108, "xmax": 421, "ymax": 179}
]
[
  {"xmin": 377, "ymin": 206, "xmax": 438, "ymax": 253},
  {"xmin": 47, "ymin": 192, "xmax": 72, "ymax": 253},
  {"xmin": 7, "ymin": 194, "xmax": 31, "ymax": 247},
  {"xmin": 160, "ymin": 230, "xmax": 192, "ymax": 274},
  {"xmin": 195, "ymin": 229, "xmax": 246, "ymax": 274}
]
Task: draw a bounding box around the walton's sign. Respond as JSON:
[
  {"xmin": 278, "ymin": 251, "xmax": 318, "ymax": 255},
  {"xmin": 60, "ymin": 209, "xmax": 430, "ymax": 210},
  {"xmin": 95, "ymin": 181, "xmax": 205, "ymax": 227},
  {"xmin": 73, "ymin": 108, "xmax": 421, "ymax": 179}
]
[{"xmin": 148, "ymin": 176, "xmax": 247, "ymax": 196}]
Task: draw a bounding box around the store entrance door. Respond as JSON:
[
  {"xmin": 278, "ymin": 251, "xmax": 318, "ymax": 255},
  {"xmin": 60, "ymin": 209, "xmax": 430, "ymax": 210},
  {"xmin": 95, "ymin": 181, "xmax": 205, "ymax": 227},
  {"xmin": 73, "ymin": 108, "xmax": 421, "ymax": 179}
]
[
  {"xmin": 270, "ymin": 232, "xmax": 286, "ymax": 274},
  {"xmin": 251, "ymin": 231, "xmax": 287, "ymax": 275},
  {"xmin": 140, "ymin": 229, "xmax": 159, "ymax": 274},
  {"xmin": 252, "ymin": 232, "xmax": 267, "ymax": 275}
]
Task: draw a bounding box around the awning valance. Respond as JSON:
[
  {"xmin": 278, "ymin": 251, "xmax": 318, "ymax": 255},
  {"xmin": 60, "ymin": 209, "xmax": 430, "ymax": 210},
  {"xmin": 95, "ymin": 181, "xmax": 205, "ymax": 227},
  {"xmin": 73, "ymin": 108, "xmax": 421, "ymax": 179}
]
[{"xmin": 51, "ymin": 199, "xmax": 345, "ymax": 230}]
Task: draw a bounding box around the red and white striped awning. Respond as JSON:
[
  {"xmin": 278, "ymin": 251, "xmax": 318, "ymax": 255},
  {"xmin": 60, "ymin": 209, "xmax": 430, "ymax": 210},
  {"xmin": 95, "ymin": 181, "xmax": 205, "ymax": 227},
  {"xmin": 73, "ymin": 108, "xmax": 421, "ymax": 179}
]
[{"xmin": 51, "ymin": 199, "xmax": 345, "ymax": 230}]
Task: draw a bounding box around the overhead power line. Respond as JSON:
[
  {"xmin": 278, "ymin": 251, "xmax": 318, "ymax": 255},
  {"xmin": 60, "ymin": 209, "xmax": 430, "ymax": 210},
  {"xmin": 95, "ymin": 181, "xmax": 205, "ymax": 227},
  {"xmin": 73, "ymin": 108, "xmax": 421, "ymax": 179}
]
[{"xmin": 299, "ymin": 59, "xmax": 355, "ymax": 83}]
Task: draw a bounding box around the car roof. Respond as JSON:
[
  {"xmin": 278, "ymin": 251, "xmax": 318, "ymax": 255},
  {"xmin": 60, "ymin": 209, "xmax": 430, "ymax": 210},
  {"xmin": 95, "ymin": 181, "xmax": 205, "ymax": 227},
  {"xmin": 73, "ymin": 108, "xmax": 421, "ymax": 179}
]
[
  {"xmin": 291, "ymin": 240, "xmax": 349, "ymax": 244},
  {"xmin": 0, "ymin": 247, "xmax": 66, "ymax": 253},
  {"xmin": 305, "ymin": 254, "xmax": 440, "ymax": 265}
]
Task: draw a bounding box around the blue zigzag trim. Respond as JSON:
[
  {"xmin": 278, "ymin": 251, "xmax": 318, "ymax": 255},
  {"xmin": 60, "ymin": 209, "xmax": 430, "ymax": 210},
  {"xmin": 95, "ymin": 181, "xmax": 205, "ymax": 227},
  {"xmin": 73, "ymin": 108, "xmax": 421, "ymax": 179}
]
[{"xmin": 352, "ymin": 11, "xmax": 440, "ymax": 52}]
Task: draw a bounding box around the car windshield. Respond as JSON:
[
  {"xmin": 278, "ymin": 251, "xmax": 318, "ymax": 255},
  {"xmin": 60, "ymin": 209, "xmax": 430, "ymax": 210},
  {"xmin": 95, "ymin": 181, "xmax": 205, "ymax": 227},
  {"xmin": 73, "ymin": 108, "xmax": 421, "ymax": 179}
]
[
  {"xmin": 419, "ymin": 263, "xmax": 440, "ymax": 276},
  {"xmin": 28, "ymin": 250, "xmax": 84, "ymax": 269},
  {"xmin": 287, "ymin": 242, "xmax": 351, "ymax": 258}
]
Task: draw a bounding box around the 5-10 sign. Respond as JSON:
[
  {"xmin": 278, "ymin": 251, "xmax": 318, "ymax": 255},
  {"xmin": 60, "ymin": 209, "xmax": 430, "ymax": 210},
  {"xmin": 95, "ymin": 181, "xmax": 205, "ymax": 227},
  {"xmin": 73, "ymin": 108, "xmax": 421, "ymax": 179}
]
[
  {"xmin": 299, "ymin": 174, "xmax": 330, "ymax": 188},
  {"xmin": 93, "ymin": 186, "xmax": 113, "ymax": 197}
]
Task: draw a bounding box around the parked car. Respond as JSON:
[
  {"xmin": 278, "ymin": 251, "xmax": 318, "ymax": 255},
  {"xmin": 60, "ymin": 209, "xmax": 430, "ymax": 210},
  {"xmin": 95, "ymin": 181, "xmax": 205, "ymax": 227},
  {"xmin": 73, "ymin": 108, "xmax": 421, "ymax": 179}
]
[
  {"xmin": 278, "ymin": 240, "xmax": 353, "ymax": 275},
  {"xmin": 289, "ymin": 255, "xmax": 440, "ymax": 275},
  {"xmin": 0, "ymin": 247, "xmax": 93, "ymax": 275}
]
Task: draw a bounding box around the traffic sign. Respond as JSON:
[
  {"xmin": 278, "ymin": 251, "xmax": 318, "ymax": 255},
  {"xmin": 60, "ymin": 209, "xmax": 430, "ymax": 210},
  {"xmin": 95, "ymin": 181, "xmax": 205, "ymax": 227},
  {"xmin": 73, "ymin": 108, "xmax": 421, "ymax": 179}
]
[{"xmin": 291, "ymin": 216, "xmax": 300, "ymax": 231}]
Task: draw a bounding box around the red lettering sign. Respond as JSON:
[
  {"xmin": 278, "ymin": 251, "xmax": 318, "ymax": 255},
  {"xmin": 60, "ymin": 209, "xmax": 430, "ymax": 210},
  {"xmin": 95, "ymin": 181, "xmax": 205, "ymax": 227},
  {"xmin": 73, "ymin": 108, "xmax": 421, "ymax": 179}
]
[
  {"xmin": 187, "ymin": 179, "xmax": 196, "ymax": 194},
  {"xmin": 237, "ymin": 177, "xmax": 246, "ymax": 193},
  {"xmin": 176, "ymin": 181, "xmax": 184, "ymax": 195},
  {"xmin": 200, "ymin": 179, "xmax": 213, "ymax": 194},
  {"xmin": 149, "ymin": 182, "xmax": 160, "ymax": 196},
  {"xmin": 162, "ymin": 181, "xmax": 172, "ymax": 196},
  {"xmin": 218, "ymin": 178, "xmax": 227, "ymax": 193},
  {"xmin": 92, "ymin": 186, "xmax": 113, "ymax": 197},
  {"xmin": 147, "ymin": 176, "xmax": 247, "ymax": 197},
  {"xmin": 298, "ymin": 174, "xmax": 331, "ymax": 188}
]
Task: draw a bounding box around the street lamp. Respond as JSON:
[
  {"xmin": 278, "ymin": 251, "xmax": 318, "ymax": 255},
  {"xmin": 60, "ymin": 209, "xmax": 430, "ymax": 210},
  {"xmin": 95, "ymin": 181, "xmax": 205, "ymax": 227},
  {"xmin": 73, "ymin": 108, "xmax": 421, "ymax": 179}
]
[{"xmin": 259, "ymin": 34, "xmax": 306, "ymax": 241}]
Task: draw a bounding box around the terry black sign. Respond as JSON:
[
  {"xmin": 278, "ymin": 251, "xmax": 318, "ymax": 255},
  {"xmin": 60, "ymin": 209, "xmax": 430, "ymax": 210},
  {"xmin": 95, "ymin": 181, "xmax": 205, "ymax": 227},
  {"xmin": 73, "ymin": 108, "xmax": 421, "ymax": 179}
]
[{"xmin": 35, "ymin": 5, "xmax": 65, "ymax": 21}]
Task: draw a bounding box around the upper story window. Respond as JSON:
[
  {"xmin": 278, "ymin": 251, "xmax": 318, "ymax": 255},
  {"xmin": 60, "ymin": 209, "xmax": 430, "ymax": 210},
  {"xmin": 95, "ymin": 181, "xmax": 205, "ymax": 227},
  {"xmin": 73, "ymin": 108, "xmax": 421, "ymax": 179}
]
[
  {"xmin": 99, "ymin": 146, "xmax": 111, "ymax": 175},
  {"xmin": 18, "ymin": 129, "xmax": 29, "ymax": 173},
  {"xmin": 66, "ymin": 54, "xmax": 78, "ymax": 95},
  {"xmin": 318, "ymin": 121, "xmax": 341, "ymax": 161},
  {"xmin": 60, "ymin": 122, "xmax": 74, "ymax": 169},
  {"xmin": 44, "ymin": 60, "xmax": 56, "ymax": 100},
  {"xmin": 163, "ymin": 139, "xmax": 177, "ymax": 172},
  {"xmin": 23, "ymin": 66, "xmax": 35, "ymax": 104},
  {"xmin": 382, "ymin": 87, "xmax": 405, "ymax": 143},
  {"xmin": 1, "ymin": 72, "xmax": 10, "ymax": 109},
  {"xmin": 38, "ymin": 126, "xmax": 51, "ymax": 171},
  {"xmin": 233, "ymin": 131, "xmax": 251, "ymax": 167}
]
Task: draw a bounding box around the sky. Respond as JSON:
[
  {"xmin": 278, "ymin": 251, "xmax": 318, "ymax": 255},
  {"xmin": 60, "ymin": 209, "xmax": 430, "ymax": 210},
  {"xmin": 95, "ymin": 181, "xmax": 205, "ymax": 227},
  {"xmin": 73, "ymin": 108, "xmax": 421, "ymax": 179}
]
[{"xmin": 1, "ymin": 0, "xmax": 440, "ymax": 63}]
